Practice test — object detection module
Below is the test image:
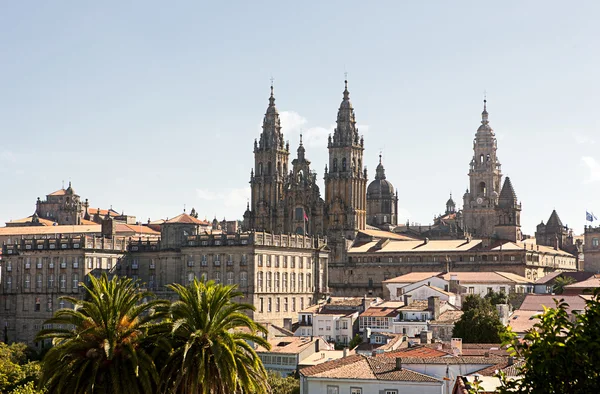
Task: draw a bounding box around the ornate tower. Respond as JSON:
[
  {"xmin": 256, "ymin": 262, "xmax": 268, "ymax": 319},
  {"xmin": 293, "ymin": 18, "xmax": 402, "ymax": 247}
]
[
  {"xmin": 445, "ymin": 193, "xmax": 456, "ymax": 215},
  {"xmin": 324, "ymin": 80, "xmax": 367, "ymax": 261},
  {"xmin": 494, "ymin": 177, "xmax": 522, "ymax": 242},
  {"xmin": 462, "ymin": 100, "xmax": 503, "ymax": 237},
  {"xmin": 283, "ymin": 135, "xmax": 325, "ymax": 235},
  {"xmin": 366, "ymin": 154, "xmax": 398, "ymax": 227},
  {"xmin": 245, "ymin": 84, "xmax": 290, "ymax": 233}
]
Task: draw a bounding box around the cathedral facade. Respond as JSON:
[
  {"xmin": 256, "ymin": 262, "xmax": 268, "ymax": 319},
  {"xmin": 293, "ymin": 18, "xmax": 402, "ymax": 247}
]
[{"xmin": 243, "ymin": 81, "xmax": 367, "ymax": 263}]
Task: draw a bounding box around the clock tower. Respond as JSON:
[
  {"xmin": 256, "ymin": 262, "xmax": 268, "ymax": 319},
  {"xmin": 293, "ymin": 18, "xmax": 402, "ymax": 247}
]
[{"xmin": 463, "ymin": 100, "xmax": 503, "ymax": 237}]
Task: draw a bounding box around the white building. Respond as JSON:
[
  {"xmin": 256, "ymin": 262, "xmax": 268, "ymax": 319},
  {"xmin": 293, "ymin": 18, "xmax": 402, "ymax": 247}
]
[
  {"xmin": 300, "ymin": 354, "xmax": 444, "ymax": 394},
  {"xmin": 383, "ymin": 271, "xmax": 532, "ymax": 301},
  {"xmin": 296, "ymin": 297, "xmax": 381, "ymax": 346}
]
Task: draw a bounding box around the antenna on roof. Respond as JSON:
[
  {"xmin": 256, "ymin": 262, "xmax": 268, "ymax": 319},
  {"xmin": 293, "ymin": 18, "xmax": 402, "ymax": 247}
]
[{"xmin": 184, "ymin": 204, "xmax": 186, "ymax": 213}]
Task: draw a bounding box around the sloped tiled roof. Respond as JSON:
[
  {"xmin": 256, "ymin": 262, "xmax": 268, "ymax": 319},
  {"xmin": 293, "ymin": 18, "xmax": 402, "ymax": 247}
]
[
  {"xmin": 301, "ymin": 354, "xmax": 441, "ymax": 382},
  {"xmin": 507, "ymin": 310, "xmax": 540, "ymax": 334},
  {"xmin": 534, "ymin": 271, "xmax": 594, "ymax": 285},
  {"xmin": 377, "ymin": 346, "xmax": 449, "ymax": 359},
  {"xmin": 48, "ymin": 188, "xmax": 67, "ymax": 196},
  {"xmin": 165, "ymin": 213, "xmax": 210, "ymax": 225},
  {"xmin": 358, "ymin": 229, "xmax": 419, "ymax": 241},
  {"xmin": 7, "ymin": 216, "xmax": 56, "ymax": 226},
  {"xmin": 564, "ymin": 275, "xmax": 600, "ymax": 289},
  {"xmin": 88, "ymin": 208, "xmax": 119, "ymax": 217},
  {"xmin": 0, "ymin": 225, "xmax": 101, "ymax": 236},
  {"xmin": 519, "ymin": 294, "xmax": 587, "ymax": 313},
  {"xmin": 115, "ymin": 223, "xmax": 160, "ymax": 236},
  {"xmin": 399, "ymin": 356, "xmax": 504, "ymax": 365},
  {"xmin": 429, "ymin": 310, "xmax": 463, "ymax": 324}
]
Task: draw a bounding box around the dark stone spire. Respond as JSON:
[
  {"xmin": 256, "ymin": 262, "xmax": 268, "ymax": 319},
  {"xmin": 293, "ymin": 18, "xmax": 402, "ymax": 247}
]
[{"xmin": 375, "ymin": 153, "xmax": 386, "ymax": 180}]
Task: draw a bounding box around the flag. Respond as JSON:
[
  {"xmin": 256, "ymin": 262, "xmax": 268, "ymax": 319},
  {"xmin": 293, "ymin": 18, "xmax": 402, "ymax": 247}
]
[
  {"xmin": 303, "ymin": 211, "xmax": 309, "ymax": 221},
  {"xmin": 586, "ymin": 211, "xmax": 595, "ymax": 222}
]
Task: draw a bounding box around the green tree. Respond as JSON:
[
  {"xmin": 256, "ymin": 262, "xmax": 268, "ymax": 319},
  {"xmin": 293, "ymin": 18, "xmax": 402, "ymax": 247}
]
[
  {"xmin": 0, "ymin": 342, "xmax": 43, "ymax": 393},
  {"xmin": 348, "ymin": 334, "xmax": 363, "ymax": 349},
  {"xmin": 35, "ymin": 273, "xmax": 168, "ymax": 394},
  {"xmin": 453, "ymin": 294, "xmax": 506, "ymax": 343},
  {"xmin": 159, "ymin": 279, "xmax": 270, "ymax": 394},
  {"xmin": 267, "ymin": 371, "xmax": 300, "ymax": 394},
  {"xmin": 484, "ymin": 289, "xmax": 508, "ymax": 306},
  {"xmin": 552, "ymin": 275, "xmax": 576, "ymax": 295},
  {"xmin": 499, "ymin": 290, "xmax": 600, "ymax": 394}
]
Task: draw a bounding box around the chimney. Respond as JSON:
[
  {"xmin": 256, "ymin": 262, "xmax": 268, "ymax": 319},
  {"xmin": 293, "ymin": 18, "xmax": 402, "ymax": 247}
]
[
  {"xmin": 420, "ymin": 330, "xmax": 433, "ymax": 344},
  {"xmin": 428, "ymin": 296, "xmax": 440, "ymax": 320},
  {"xmin": 101, "ymin": 215, "xmax": 116, "ymax": 239},
  {"xmin": 362, "ymin": 294, "xmax": 368, "ymax": 312},
  {"xmin": 554, "ymin": 235, "xmax": 559, "ymax": 250},
  {"xmin": 343, "ymin": 348, "xmax": 348, "ymax": 358},
  {"xmin": 449, "ymin": 274, "xmax": 460, "ymax": 294},
  {"xmin": 283, "ymin": 318, "xmax": 292, "ymax": 332},
  {"xmin": 396, "ymin": 357, "xmax": 402, "ymax": 370},
  {"xmin": 451, "ymin": 338, "xmax": 463, "ymax": 356},
  {"xmin": 403, "ymin": 294, "xmax": 412, "ymax": 306},
  {"xmin": 315, "ymin": 339, "xmax": 319, "ymax": 353}
]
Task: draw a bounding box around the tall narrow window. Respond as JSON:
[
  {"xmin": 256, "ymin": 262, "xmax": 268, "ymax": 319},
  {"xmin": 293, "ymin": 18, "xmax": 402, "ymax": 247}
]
[
  {"xmin": 227, "ymin": 271, "xmax": 234, "ymax": 285},
  {"xmin": 36, "ymin": 274, "xmax": 42, "ymax": 289},
  {"xmin": 72, "ymin": 274, "xmax": 79, "ymax": 291},
  {"xmin": 240, "ymin": 271, "xmax": 248, "ymax": 288},
  {"xmin": 342, "ymin": 157, "xmax": 347, "ymax": 171}
]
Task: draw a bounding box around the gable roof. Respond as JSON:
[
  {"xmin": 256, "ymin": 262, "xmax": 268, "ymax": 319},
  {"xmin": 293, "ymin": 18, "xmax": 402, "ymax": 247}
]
[
  {"xmin": 406, "ymin": 284, "xmax": 454, "ymax": 297},
  {"xmin": 7, "ymin": 216, "xmax": 56, "ymax": 226},
  {"xmin": 519, "ymin": 294, "xmax": 587, "ymax": 313},
  {"xmin": 383, "ymin": 272, "xmax": 443, "ymax": 284},
  {"xmin": 48, "ymin": 188, "xmax": 67, "ymax": 196},
  {"xmin": 300, "ymin": 354, "xmax": 441, "ymax": 383},
  {"xmin": 534, "ymin": 271, "xmax": 593, "ymax": 285},
  {"xmin": 564, "ymin": 275, "xmax": 600, "ymax": 289},
  {"xmin": 165, "ymin": 213, "xmax": 210, "ymax": 225}
]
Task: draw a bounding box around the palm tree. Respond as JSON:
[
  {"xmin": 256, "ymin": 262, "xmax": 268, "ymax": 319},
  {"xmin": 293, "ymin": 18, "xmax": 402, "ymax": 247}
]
[
  {"xmin": 160, "ymin": 279, "xmax": 271, "ymax": 394},
  {"xmin": 553, "ymin": 275, "xmax": 576, "ymax": 295},
  {"xmin": 35, "ymin": 273, "xmax": 168, "ymax": 394}
]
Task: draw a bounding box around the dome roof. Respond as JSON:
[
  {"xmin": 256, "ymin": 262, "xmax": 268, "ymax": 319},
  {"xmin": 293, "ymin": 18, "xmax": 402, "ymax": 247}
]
[
  {"xmin": 367, "ymin": 178, "xmax": 395, "ymax": 196},
  {"xmin": 446, "ymin": 195, "xmax": 455, "ymax": 207},
  {"xmin": 368, "ymin": 155, "xmax": 395, "ymax": 197}
]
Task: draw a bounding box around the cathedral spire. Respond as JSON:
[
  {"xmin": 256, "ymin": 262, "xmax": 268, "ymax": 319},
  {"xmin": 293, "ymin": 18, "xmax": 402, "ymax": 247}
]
[
  {"xmin": 332, "ymin": 79, "xmax": 359, "ymax": 147},
  {"xmin": 482, "ymin": 98, "xmax": 489, "ymax": 125},
  {"xmin": 297, "ymin": 133, "xmax": 306, "ymax": 161},
  {"xmin": 375, "ymin": 153, "xmax": 386, "ymax": 180},
  {"xmin": 258, "ymin": 82, "xmax": 283, "ymax": 151}
]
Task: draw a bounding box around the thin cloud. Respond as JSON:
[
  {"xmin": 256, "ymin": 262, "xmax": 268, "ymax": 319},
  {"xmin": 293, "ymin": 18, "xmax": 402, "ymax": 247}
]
[{"xmin": 581, "ymin": 156, "xmax": 600, "ymax": 183}]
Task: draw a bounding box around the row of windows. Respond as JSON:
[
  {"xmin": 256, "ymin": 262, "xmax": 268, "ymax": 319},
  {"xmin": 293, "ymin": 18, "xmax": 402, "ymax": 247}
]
[
  {"xmin": 4, "ymin": 296, "xmax": 73, "ymax": 312},
  {"xmin": 258, "ymin": 354, "xmax": 296, "ymax": 366},
  {"xmin": 359, "ymin": 316, "xmax": 392, "ymax": 330},
  {"xmin": 186, "ymin": 271, "xmax": 248, "ymax": 287},
  {"xmin": 327, "ymin": 387, "xmax": 383, "ymax": 394},
  {"xmin": 257, "ymin": 255, "xmax": 311, "ymax": 269},
  {"xmin": 256, "ymin": 272, "xmax": 312, "ymax": 292},
  {"xmin": 5, "ymin": 257, "xmax": 116, "ymax": 272},
  {"xmin": 350, "ymin": 255, "xmax": 519, "ymax": 263},
  {"xmin": 258, "ymin": 296, "xmax": 310, "ymax": 313},
  {"xmin": 4, "ymin": 274, "xmax": 80, "ymax": 292}
]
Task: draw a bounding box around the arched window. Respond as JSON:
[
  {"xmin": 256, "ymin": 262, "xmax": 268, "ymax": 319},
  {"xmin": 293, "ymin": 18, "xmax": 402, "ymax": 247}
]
[
  {"xmin": 333, "ymin": 158, "xmax": 338, "ymax": 172},
  {"xmin": 267, "ymin": 162, "xmax": 272, "ymax": 175},
  {"xmin": 486, "ymin": 154, "xmax": 490, "ymax": 162},
  {"xmin": 358, "ymin": 159, "xmax": 362, "ymax": 172},
  {"xmin": 478, "ymin": 182, "xmax": 486, "ymax": 195},
  {"xmin": 283, "ymin": 164, "xmax": 287, "ymax": 174},
  {"xmin": 352, "ymin": 158, "xmax": 356, "ymax": 171},
  {"xmin": 277, "ymin": 161, "xmax": 281, "ymax": 175},
  {"xmin": 258, "ymin": 163, "xmax": 263, "ymax": 176},
  {"xmin": 342, "ymin": 158, "xmax": 347, "ymax": 171},
  {"xmin": 480, "ymin": 154, "xmax": 484, "ymax": 164}
]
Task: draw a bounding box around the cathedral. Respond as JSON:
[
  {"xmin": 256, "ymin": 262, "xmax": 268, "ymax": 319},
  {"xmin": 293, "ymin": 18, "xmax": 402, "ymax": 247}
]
[
  {"xmin": 242, "ymin": 82, "xmax": 547, "ymax": 266},
  {"xmin": 243, "ymin": 80, "xmax": 372, "ymax": 262}
]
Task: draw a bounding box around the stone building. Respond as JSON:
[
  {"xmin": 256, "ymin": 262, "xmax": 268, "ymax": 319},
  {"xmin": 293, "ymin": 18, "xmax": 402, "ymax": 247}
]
[
  {"xmin": 243, "ymin": 86, "xmax": 325, "ymax": 237},
  {"xmin": 583, "ymin": 225, "xmax": 600, "ymax": 273},
  {"xmin": 536, "ymin": 210, "xmax": 575, "ymax": 251},
  {"xmin": 366, "ymin": 155, "xmax": 398, "ymax": 228},
  {"xmin": 244, "ymin": 80, "xmax": 367, "ymax": 265},
  {"xmin": 0, "ymin": 230, "xmax": 128, "ymax": 347},
  {"xmin": 128, "ymin": 231, "xmax": 329, "ymax": 326},
  {"xmin": 328, "ymin": 234, "xmax": 577, "ymax": 297},
  {"xmin": 33, "ymin": 182, "xmax": 85, "ymax": 225},
  {"xmin": 462, "ymin": 101, "xmax": 523, "ymax": 241}
]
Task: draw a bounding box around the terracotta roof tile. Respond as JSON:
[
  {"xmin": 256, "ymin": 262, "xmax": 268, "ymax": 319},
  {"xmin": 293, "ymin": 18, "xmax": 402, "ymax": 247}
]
[
  {"xmin": 360, "ymin": 306, "xmax": 401, "ymax": 317},
  {"xmin": 399, "ymin": 356, "xmax": 504, "ymax": 365},
  {"xmin": 165, "ymin": 213, "xmax": 210, "ymax": 225},
  {"xmin": 301, "ymin": 354, "xmax": 441, "ymax": 382},
  {"xmin": 377, "ymin": 346, "xmax": 449, "ymax": 359}
]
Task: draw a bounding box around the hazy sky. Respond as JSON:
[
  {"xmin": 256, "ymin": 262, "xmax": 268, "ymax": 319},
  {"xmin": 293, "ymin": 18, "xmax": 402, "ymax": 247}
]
[{"xmin": 1, "ymin": 2, "xmax": 599, "ymax": 235}]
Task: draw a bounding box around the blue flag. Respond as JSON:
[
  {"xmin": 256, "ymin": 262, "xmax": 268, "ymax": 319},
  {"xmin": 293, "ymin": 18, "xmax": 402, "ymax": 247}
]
[{"xmin": 587, "ymin": 211, "xmax": 595, "ymax": 222}]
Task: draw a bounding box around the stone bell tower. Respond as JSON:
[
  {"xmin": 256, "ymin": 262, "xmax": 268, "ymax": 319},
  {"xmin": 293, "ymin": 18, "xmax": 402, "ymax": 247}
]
[
  {"xmin": 324, "ymin": 80, "xmax": 367, "ymax": 262},
  {"xmin": 244, "ymin": 84, "xmax": 290, "ymax": 233},
  {"xmin": 463, "ymin": 100, "xmax": 503, "ymax": 237}
]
